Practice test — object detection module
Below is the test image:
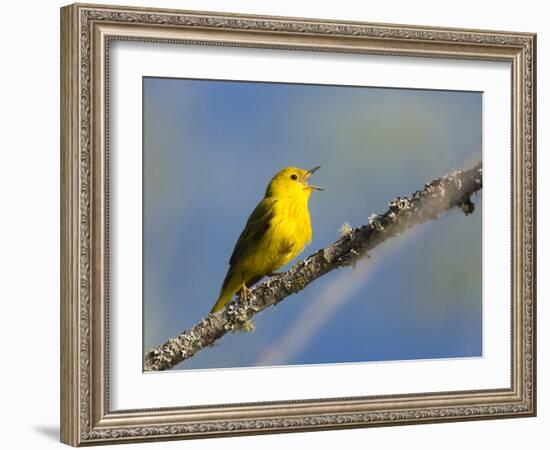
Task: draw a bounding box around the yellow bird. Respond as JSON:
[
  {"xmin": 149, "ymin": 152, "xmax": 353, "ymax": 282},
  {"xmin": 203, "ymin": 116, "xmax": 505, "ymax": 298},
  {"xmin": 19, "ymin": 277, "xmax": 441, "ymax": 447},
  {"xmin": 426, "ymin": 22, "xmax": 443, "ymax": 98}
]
[{"xmin": 210, "ymin": 166, "xmax": 323, "ymax": 313}]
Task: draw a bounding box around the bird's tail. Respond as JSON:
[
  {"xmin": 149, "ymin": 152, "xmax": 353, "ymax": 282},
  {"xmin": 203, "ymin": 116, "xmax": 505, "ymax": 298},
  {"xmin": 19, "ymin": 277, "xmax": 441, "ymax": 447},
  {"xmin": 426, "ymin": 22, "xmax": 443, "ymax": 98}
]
[
  {"xmin": 209, "ymin": 269, "xmax": 239, "ymax": 314},
  {"xmin": 210, "ymin": 290, "xmax": 234, "ymax": 314}
]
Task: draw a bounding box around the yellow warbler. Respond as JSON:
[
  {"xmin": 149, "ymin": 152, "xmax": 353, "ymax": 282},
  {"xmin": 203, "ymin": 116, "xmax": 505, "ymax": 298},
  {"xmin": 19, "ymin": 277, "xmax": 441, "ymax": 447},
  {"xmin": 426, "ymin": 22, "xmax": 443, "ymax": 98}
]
[{"xmin": 210, "ymin": 166, "xmax": 323, "ymax": 313}]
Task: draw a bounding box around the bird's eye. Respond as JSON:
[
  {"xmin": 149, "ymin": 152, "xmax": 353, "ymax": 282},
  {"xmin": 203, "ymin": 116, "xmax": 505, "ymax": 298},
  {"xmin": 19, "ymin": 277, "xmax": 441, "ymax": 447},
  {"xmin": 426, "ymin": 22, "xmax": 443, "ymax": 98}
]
[{"xmin": 290, "ymin": 174, "xmax": 298, "ymax": 180}]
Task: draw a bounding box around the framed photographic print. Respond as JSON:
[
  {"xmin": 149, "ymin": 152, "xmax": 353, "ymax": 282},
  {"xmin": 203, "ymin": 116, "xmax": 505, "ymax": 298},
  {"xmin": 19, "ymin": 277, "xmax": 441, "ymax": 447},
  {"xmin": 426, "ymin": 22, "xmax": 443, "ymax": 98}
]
[{"xmin": 60, "ymin": 3, "xmax": 537, "ymax": 446}]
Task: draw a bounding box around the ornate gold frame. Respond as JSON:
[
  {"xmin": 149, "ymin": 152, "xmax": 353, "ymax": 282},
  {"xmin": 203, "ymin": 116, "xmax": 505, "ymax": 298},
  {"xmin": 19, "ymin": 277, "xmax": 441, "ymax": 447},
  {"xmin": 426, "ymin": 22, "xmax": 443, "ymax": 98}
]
[{"xmin": 60, "ymin": 3, "xmax": 536, "ymax": 446}]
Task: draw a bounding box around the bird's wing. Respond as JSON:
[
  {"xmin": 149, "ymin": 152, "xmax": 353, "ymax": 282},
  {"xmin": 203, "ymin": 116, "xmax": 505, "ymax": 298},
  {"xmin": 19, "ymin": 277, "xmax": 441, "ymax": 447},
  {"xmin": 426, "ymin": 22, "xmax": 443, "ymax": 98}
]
[{"xmin": 228, "ymin": 197, "xmax": 276, "ymax": 267}]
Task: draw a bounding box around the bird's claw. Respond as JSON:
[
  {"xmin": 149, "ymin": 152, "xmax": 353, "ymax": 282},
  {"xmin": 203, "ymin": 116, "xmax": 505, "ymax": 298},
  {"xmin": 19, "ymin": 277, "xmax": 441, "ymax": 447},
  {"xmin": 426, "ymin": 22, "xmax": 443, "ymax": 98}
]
[{"xmin": 239, "ymin": 284, "xmax": 252, "ymax": 305}]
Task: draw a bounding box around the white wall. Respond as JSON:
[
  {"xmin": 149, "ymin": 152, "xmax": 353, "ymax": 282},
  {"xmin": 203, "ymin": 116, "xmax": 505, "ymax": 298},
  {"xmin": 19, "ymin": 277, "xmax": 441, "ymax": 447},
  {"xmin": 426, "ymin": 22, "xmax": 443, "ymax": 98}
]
[{"xmin": 0, "ymin": 1, "xmax": 546, "ymax": 449}]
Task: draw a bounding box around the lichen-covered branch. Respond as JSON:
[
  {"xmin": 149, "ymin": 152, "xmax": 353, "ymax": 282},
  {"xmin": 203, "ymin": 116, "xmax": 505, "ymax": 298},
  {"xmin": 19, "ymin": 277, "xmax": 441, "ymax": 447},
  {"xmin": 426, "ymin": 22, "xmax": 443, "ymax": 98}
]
[{"xmin": 144, "ymin": 162, "xmax": 482, "ymax": 371}]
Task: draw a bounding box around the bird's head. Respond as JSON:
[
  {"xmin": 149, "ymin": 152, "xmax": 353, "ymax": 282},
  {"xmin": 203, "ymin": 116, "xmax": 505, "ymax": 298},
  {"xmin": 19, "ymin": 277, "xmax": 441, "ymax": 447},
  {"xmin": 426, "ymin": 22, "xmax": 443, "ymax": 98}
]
[{"xmin": 265, "ymin": 166, "xmax": 323, "ymax": 199}]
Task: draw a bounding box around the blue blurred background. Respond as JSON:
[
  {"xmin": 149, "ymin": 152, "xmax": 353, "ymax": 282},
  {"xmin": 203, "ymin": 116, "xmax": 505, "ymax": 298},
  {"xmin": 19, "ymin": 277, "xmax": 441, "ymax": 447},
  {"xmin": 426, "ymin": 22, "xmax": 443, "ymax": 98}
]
[{"xmin": 143, "ymin": 77, "xmax": 482, "ymax": 370}]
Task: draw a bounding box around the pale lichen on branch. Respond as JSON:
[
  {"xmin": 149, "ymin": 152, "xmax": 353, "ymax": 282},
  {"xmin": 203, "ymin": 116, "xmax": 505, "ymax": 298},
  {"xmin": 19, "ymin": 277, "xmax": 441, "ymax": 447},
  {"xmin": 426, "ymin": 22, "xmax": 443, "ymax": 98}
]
[{"xmin": 144, "ymin": 162, "xmax": 482, "ymax": 372}]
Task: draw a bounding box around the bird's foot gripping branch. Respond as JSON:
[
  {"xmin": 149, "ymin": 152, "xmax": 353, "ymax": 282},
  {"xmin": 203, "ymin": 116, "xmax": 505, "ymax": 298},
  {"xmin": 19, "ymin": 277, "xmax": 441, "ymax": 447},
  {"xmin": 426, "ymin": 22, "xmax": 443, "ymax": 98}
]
[{"xmin": 144, "ymin": 162, "xmax": 482, "ymax": 372}]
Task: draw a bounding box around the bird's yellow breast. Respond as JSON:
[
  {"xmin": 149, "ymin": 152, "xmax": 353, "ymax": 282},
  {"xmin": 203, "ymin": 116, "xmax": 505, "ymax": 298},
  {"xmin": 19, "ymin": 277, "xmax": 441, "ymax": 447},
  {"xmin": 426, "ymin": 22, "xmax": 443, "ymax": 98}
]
[{"xmin": 241, "ymin": 195, "xmax": 311, "ymax": 275}]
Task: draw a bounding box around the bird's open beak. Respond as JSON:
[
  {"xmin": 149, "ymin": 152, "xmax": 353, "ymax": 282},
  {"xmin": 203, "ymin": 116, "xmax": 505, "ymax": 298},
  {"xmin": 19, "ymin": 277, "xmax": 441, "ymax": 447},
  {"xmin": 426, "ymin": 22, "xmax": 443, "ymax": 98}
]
[{"xmin": 304, "ymin": 166, "xmax": 324, "ymax": 191}]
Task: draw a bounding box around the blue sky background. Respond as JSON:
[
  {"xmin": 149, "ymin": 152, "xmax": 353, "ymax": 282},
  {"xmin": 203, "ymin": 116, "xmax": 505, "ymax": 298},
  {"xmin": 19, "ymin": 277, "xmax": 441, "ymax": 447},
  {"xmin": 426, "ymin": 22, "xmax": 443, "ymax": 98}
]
[{"xmin": 143, "ymin": 77, "xmax": 482, "ymax": 370}]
